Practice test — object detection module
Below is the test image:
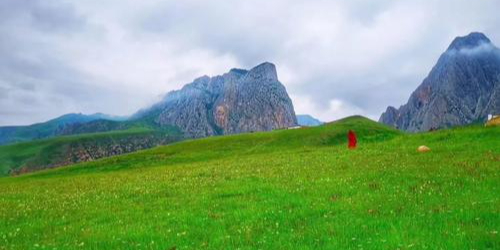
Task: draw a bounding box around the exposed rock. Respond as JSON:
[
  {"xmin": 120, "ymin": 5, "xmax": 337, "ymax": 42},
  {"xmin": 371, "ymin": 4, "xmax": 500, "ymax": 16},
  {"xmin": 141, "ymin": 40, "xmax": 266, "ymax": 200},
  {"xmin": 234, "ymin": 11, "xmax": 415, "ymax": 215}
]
[
  {"xmin": 417, "ymin": 145, "xmax": 431, "ymax": 153},
  {"xmin": 380, "ymin": 32, "xmax": 500, "ymax": 132},
  {"xmin": 379, "ymin": 107, "xmax": 399, "ymax": 127},
  {"xmin": 134, "ymin": 62, "xmax": 297, "ymax": 137}
]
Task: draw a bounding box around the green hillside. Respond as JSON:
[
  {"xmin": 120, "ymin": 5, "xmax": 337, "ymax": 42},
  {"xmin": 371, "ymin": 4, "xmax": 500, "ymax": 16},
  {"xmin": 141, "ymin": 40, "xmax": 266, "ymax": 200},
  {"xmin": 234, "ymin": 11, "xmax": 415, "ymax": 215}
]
[
  {"xmin": 0, "ymin": 116, "xmax": 498, "ymax": 249},
  {"xmin": 0, "ymin": 128, "xmax": 182, "ymax": 176}
]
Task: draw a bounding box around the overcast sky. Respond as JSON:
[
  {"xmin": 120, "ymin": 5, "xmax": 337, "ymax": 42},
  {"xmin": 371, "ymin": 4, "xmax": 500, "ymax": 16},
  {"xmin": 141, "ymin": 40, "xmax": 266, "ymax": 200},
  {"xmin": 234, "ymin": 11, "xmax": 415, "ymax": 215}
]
[{"xmin": 1, "ymin": 0, "xmax": 499, "ymax": 126}]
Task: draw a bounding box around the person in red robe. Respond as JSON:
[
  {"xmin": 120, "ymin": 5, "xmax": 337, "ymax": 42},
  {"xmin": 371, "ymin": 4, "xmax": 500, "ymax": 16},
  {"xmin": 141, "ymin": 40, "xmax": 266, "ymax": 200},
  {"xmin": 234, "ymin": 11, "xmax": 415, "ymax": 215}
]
[{"xmin": 348, "ymin": 130, "xmax": 357, "ymax": 149}]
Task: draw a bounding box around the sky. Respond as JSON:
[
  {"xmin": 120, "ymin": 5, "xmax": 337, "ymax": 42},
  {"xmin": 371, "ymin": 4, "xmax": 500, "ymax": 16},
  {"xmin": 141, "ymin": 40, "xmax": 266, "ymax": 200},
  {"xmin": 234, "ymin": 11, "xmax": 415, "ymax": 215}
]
[{"xmin": 1, "ymin": 0, "xmax": 500, "ymax": 126}]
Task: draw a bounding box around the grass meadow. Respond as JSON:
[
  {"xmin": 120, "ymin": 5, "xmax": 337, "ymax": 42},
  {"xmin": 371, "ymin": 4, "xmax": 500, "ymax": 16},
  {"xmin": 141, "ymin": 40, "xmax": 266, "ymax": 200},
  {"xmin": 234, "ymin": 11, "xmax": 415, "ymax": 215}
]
[{"xmin": 0, "ymin": 117, "xmax": 498, "ymax": 249}]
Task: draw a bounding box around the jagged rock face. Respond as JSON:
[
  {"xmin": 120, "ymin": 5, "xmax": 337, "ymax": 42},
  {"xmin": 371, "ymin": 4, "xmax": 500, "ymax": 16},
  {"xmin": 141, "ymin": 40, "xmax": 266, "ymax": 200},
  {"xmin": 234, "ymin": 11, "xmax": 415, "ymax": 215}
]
[
  {"xmin": 135, "ymin": 62, "xmax": 297, "ymax": 137},
  {"xmin": 380, "ymin": 32, "xmax": 500, "ymax": 132}
]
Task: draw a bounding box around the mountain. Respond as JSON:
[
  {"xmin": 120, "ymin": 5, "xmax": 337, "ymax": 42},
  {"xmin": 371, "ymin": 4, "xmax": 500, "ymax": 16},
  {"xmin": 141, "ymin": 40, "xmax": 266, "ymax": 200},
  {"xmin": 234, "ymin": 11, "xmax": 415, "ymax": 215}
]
[
  {"xmin": 297, "ymin": 114, "xmax": 323, "ymax": 126},
  {"xmin": 0, "ymin": 62, "xmax": 296, "ymax": 173},
  {"xmin": 1, "ymin": 62, "xmax": 296, "ymax": 143},
  {"xmin": 380, "ymin": 32, "xmax": 500, "ymax": 132},
  {"xmin": 0, "ymin": 113, "xmax": 126, "ymax": 145},
  {"xmin": 133, "ymin": 62, "xmax": 297, "ymax": 137},
  {"xmin": 90, "ymin": 113, "xmax": 129, "ymax": 121}
]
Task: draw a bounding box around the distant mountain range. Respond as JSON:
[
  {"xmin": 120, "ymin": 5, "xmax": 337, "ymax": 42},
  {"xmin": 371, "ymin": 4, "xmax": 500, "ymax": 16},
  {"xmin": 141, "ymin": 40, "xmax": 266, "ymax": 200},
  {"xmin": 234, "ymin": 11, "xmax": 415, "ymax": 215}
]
[
  {"xmin": 0, "ymin": 113, "xmax": 127, "ymax": 145},
  {"xmin": 297, "ymin": 114, "xmax": 323, "ymax": 126},
  {"xmin": 380, "ymin": 32, "xmax": 500, "ymax": 132}
]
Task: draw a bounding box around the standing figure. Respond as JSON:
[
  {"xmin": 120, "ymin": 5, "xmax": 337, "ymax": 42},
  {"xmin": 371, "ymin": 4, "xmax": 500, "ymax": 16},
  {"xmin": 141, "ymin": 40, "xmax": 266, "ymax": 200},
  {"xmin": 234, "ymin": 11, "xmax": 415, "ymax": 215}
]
[{"xmin": 347, "ymin": 130, "xmax": 357, "ymax": 149}]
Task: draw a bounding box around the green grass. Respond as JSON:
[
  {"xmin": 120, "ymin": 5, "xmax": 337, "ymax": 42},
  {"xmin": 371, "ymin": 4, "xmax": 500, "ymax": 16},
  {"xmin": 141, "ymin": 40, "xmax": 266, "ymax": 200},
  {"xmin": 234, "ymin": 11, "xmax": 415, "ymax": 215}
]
[{"xmin": 0, "ymin": 116, "xmax": 498, "ymax": 249}]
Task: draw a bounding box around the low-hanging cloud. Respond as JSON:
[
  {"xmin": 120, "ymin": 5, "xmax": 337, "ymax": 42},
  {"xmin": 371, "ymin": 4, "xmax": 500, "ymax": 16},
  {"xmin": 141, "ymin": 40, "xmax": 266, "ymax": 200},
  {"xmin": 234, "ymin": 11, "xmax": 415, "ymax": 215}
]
[
  {"xmin": 454, "ymin": 43, "xmax": 500, "ymax": 57},
  {"xmin": 0, "ymin": 0, "xmax": 499, "ymax": 125}
]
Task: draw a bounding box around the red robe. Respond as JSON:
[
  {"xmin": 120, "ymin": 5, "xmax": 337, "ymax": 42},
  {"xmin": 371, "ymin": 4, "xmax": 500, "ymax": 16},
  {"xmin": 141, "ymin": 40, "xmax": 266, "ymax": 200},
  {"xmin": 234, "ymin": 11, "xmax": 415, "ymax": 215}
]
[{"xmin": 348, "ymin": 130, "xmax": 357, "ymax": 149}]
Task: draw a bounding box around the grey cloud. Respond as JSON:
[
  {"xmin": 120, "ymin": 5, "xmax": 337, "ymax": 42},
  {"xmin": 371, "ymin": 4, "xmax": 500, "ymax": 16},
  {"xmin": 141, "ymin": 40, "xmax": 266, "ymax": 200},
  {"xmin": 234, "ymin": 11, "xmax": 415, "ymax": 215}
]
[
  {"xmin": 0, "ymin": 86, "xmax": 9, "ymax": 99},
  {"xmin": 0, "ymin": 0, "xmax": 127, "ymax": 125},
  {"xmin": 1, "ymin": 0, "xmax": 500, "ymax": 125},
  {"xmin": 136, "ymin": 1, "xmax": 287, "ymax": 65},
  {"xmin": 0, "ymin": 0, "xmax": 86, "ymax": 33},
  {"xmin": 453, "ymin": 43, "xmax": 500, "ymax": 57}
]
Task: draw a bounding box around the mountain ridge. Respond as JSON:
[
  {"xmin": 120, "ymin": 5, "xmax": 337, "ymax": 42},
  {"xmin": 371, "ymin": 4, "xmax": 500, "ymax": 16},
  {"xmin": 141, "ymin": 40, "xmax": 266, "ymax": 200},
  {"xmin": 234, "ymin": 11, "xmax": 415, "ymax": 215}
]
[
  {"xmin": 380, "ymin": 32, "xmax": 500, "ymax": 132},
  {"xmin": 0, "ymin": 113, "xmax": 126, "ymax": 145}
]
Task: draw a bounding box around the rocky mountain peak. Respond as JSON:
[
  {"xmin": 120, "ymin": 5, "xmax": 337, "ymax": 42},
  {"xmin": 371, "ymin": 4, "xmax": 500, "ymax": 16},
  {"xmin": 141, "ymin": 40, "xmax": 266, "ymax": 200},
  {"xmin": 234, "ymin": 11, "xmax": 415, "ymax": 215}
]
[
  {"xmin": 188, "ymin": 75, "xmax": 211, "ymax": 88},
  {"xmin": 133, "ymin": 62, "xmax": 297, "ymax": 137},
  {"xmin": 380, "ymin": 32, "xmax": 500, "ymax": 132},
  {"xmin": 379, "ymin": 106, "xmax": 399, "ymax": 127},
  {"xmin": 246, "ymin": 62, "xmax": 278, "ymax": 81},
  {"xmin": 229, "ymin": 68, "xmax": 249, "ymax": 75},
  {"xmin": 447, "ymin": 32, "xmax": 491, "ymax": 51}
]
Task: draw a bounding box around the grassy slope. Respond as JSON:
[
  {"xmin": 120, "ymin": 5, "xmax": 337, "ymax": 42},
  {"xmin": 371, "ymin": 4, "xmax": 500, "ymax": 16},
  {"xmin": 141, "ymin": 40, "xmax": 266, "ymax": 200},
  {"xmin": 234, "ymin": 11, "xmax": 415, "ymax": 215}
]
[
  {"xmin": 0, "ymin": 116, "xmax": 498, "ymax": 249},
  {"xmin": 0, "ymin": 128, "xmax": 180, "ymax": 176}
]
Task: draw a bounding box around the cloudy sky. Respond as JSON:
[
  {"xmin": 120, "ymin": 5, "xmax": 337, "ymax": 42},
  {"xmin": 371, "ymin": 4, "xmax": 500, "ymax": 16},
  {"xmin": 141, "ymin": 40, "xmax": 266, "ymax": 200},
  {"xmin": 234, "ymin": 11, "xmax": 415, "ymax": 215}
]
[{"xmin": 1, "ymin": 0, "xmax": 499, "ymax": 126}]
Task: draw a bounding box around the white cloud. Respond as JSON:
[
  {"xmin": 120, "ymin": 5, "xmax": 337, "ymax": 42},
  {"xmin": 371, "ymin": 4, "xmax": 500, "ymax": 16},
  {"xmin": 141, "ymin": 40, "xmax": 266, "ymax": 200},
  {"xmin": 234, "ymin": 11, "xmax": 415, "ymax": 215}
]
[
  {"xmin": 291, "ymin": 94, "xmax": 367, "ymax": 122},
  {"xmin": 1, "ymin": 0, "xmax": 500, "ymax": 125}
]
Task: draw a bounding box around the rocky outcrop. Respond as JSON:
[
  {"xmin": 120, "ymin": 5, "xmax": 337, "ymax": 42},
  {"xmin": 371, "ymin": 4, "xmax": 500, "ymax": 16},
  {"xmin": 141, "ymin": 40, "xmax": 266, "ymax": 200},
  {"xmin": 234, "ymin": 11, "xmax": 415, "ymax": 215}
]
[
  {"xmin": 380, "ymin": 32, "xmax": 500, "ymax": 132},
  {"xmin": 134, "ymin": 62, "xmax": 298, "ymax": 137}
]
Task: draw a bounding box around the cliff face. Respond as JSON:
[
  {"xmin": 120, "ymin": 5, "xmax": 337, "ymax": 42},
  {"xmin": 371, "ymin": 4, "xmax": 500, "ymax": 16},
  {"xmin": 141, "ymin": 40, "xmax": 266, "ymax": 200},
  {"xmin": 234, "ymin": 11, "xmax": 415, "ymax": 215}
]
[
  {"xmin": 135, "ymin": 62, "xmax": 298, "ymax": 137},
  {"xmin": 380, "ymin": 32, "xmax": 500, "ymax": 132}
]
